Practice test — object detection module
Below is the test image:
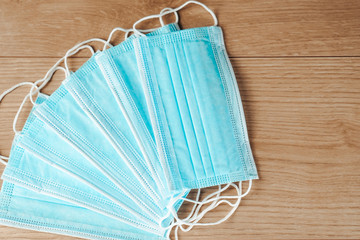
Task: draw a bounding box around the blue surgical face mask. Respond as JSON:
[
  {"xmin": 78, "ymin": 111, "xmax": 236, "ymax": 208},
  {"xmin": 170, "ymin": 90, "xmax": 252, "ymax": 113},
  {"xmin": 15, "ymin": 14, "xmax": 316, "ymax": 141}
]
[
  {"xmin": 95, "ymin": 22, "xmax": 183, "ymax": 201},
  {"xmin": 0, "ymin": 1, "xmax": 257, "ymax": 238},
  {"xmin": 0, "ymin": 181, "xmax": 167, "ymax": 240},
  {"xmin": 131, "ymin": 9, "xmax": 258, "ymax": 192},
  {"xmin": 3, "ymin": 93, "xmax": 164, "ymax": 235},
  {"xmin": 64, "ymin": 22, "xmax": 181, "ymax": 203},
  {"xmin": 1, "ymin": 23, "xmax": 184, "ymax": 234}
]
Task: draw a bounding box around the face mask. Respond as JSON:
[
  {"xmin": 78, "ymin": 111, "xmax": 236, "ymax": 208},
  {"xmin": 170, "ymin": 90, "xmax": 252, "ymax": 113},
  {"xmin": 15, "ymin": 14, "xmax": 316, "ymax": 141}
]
[
  {"xmin": 3, "ymin": 92, "xmax": 164, "ymax": 235},
  {"xmin": 0, "ymin": 1, "xmax": 257, "ymax": 238},
  {"xmin": 0, "ymin": 21, "xmax": 183, "ymax": 233},
  {"xmin": 0, "ymin": 181, "xmax": 167, "ymax": 240},
  {"xmin": 63, "ymin": 22, "xmax": 181, "ymax": 204},
  {"xmin": 95, "ymin": 18, "xmax": 182, "ymax": 199},
  {"xmin": 26, "ymin": 22, "xmax": 182, "ymax": 219},
  {"xmin": 131, "ymin": 2, "xmax": 258, "ymax": 192}
]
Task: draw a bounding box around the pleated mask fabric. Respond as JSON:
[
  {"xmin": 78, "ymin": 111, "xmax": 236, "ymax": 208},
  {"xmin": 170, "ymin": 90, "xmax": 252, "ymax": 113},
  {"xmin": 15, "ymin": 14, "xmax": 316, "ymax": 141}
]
[
  {"xmin": 94, "ymin": 24, "xmax": 182, "ymax": 199},
  {"xmin": 2, "ymin": 93, "xmax": 166, "ymax": 235},
  {"xmin": 67, "ymin": 23, "xmax": 181, "ymax": 202},
  {"xmin": 132, "ymin": 5, "xmax": 258, "ymax": 191},
  {"xmin": 0, "ymin": 1, "xmax": 258, "ymax": 239},
  {"xmin": 1, "ymin": 23, "xmax": 184, "ymax": 234},
  {"xmin": 0, "ymin": 181, "xmax": 166, "ymax": 240}
]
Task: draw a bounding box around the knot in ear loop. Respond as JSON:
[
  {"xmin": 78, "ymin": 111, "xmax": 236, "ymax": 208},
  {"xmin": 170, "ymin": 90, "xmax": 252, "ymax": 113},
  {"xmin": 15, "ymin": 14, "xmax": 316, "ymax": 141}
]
[
  {"xmin": 159, "ymin": 7, "xmax": 179, "ymax": 27},
  {"xmin": 132, "ymin": 0, "xmax": 218, "ymax": 37},
  {"xmin": 162, "ymin": 180, "xmax": 252, "ymax": 240}
]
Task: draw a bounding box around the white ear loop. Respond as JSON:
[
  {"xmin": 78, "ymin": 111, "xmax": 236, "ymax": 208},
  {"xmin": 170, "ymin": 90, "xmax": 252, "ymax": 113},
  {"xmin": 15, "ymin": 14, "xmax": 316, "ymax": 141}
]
[
  {"xmin": 181, "ymin": 180, "xmax": 252, "ymax": 224},
  {"xmin": 0, "ymin": 82, "xmax": 38, "ymax": 165},
  {"xmin": 123, "ymin": 27, "xmax": 159, "ymax": 40},
  {"xmin": 12, "ymin": 66, "xmax": 67, "ymax": 136},
  {"xmin": 103, "ymin": 27, "xmax": 131, "ymax": 51},
  {"xmin": 180, "ymin": 181, "xmax": 250, "ymax": 228},
  {"xmin": 163, "ymin": 180, "xmax": 252, "ymax": 239},
  {"xmin": 64, "ymin": 38, "xmax": 106, "ymax": 76},
  {"xmin": 133, "ymin": 0, "xmax": 218, "ymax": 37},
  {"xmin": 0, "ymin": 82, "xmax": 38, "ymax": 164},
  {"xmin": 30, "ymin": 42, "xmax": 98, "ymax": 105},
  {"xmin": 0, "ymin": 39, "xmax": 100, "ymax": 164},
  {"xmin": 0, "ymin": 155, "xmax": 8, "ymax": 165},
  {"xmin": 169, "ymin": 184, "xmax": 234, "ymax": 226},
  {"xmin": 0, "ymin": 82, "xmax": 37, "ymax": 103},
  {"xmin": 104, "ymin": 7, "xmax": 179, "ymax": 49},
  {"xmin": 159, "ymin": 7, "xmax": 179, "ymax": 27},
  {"xmin": 159, "ymin": 188, "xmax": 202, "ymax": 230},
  {"xmin": 64, "ymin": 45, "xmax": 94, "ymax": 76},
  {"xmin": 173, "ymin": 183, "xmax": 243, "ymax": 240},
  {"xmin": 125, "ymin": 7, "xmax": 179, "ymax": 40},
  {"xmin": 171, "ymin": 183, "xmax": 241, "ymax": 240}
]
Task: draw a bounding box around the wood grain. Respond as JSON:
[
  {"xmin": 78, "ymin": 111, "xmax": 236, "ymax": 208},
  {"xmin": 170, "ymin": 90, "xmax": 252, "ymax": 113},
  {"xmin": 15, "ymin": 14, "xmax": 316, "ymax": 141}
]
[
  {"xmin": 0, "ymin": 0, "xmax": 359, "ymax": 239},
  {"xmin": 0, "ymin": 57, "xmax": 359, "ymax": 239},
  {"xmin": 0, "ymin": 0, "xmax": 359, "ymax": 57}
]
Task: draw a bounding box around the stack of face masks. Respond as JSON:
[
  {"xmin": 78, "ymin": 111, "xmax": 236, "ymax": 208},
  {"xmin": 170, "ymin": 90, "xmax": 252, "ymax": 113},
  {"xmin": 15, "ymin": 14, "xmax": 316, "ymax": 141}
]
[{"xmin": 0, "ymin": 1, "xmax": 258, "ymax": 239}]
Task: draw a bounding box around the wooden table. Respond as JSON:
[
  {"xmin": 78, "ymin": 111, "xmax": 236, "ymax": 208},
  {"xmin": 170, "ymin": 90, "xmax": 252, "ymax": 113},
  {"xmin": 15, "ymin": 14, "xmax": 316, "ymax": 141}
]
[{"xmin": 0, "ymin": 0, "xmax": 359, "ymax": 239}]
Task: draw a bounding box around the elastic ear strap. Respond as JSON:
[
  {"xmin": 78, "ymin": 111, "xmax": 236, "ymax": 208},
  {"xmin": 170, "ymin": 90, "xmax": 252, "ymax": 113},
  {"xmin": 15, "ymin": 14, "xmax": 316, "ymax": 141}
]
[
  {"xmin": 180, "ymin": 180, "xmax": 252, "ymax": 206},
  {"xmin": 181, "ymin": 188, "xmax": 201, "ymax": 222},
  {"xmin": 0, "ymin": 82, "xmax": 36, "ymax": 103},
  {"xmin": 182, "ymin": 185, "xmax": 225, "ymax": 229},
  {"xmin": 165, "ymin": 180, "xmax": 253, "ymax": 239},
  {"xmin": 159, "ymin": 7, "xmax": 179, "ymax": 27},
  {"xmin": 104, "ymin": 27, "xmax": 157, "ymax": 49},
  {"xmin": 184, "ymin": 181, "xmax": 253, "ymax": 226},
  {"xmin": 166, "ymin": 183, "xmax": 240, "ymax": 240},
  {"xmin": 163, "ymin": 188, "xmax": 202, "ymax": 237},
  {"xmin": 133, "ymin": 0, "xmax": 218, "ymax": 36},
  {"xmin": 164, "ymin": 183, "xmax": 233, "ymax": 230},
  {"xmin": 0, "ymin": 155, "xmax": 8, "ymax": 165},
  {"xmin": 13, "ymin": 66, "xmax": 67, "ymax": 136},
  {"xmin": 0, "ymin": 82, "xmax": 39, "ymax": 134},
  {"xmin": 179, "ymin": 184, "xmax": 234, "ymax": 226},
  {"xmin": 31, "ymin": 40, "xmax": 100, "ymax": 105},
  {"xmin": 174, "ymin": 183, "xmax": 242, "ymax": 240},
  {"xmin": 171, "ymin": 185, "xmax": 223, "ymax": 236},
  {"xmin": 105, "ymin": 7, "xmax": 178, "ymax": 47},
  {"xmin": 64, "ymin": 44, "xmax": 95, "ymax": 76},
  {"xmin": 103, "ymin": 27, "xmax": 130, "ymax": 51},
  {"xmin": 0, "ymin": 82, "xmax": 39, "ymax": 163},
  {"xmin": 29, "ymin": 56, "xmax": 65, "ymax": 106},
  {"xmin": 124, "ymin": 25, "xmax": 162, "ymax": 40},
  {"xmin": 63, "ymin": 38, "xmax": 104, "ymax": 75},
  {"xmin": 1, "ymin": 38, "xmax": 105, "ymax": 163},
  {"xmin": 183, "ymin": 183, "xmax": 242, "ymax": 227}
]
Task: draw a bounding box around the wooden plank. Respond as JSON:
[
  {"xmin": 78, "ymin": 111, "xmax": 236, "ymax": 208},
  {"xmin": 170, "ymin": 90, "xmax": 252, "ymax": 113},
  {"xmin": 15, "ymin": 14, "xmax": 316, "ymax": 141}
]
[
  {"xmin": 0, "ymin": 57, "xmax": 359, "ymax": 239},
  {"xmin": 0, "ymin": 0, "xmax": 359, "ymax": 57}
]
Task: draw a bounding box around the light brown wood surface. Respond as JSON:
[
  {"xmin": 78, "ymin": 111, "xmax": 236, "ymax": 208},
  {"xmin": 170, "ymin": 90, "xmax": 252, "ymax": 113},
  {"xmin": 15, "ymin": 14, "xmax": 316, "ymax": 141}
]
[{"xmin": 0, "ymin": 0, "xmax": 359, "ymax": 239}]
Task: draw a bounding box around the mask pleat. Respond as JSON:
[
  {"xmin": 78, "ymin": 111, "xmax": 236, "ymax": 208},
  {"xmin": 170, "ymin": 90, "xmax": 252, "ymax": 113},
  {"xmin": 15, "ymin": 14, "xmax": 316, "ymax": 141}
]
[
  {"xmin": 178, "ymin": 40, "xmax": 217, "ymax": 182},
  {"xmin": 184, "ymin": 39, "xmax": 234, "ymax": 180},
  {"xmin": 0, "ymin": 2, "xmax": 258, "ymax": 238},
  {"xmin": 65, "ymin": 72, "xmax": 162, "ymax": 204},
  {"xmin": 33, "ymin": 89, "xmax": 163, "ymax": 220},
  {"xmin": 135, "ymin": 38, "xmax": 184, "ymax": 191},
  {"xmin": 161, "ymin": 44, "xmax": 199, "ymax": 182},
  {"xmin": 0, "ymin": 182, "xmax": 167, "ymax": 239}
]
